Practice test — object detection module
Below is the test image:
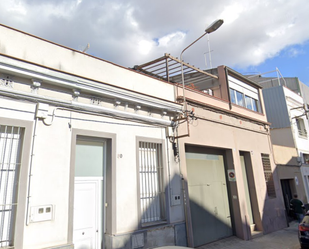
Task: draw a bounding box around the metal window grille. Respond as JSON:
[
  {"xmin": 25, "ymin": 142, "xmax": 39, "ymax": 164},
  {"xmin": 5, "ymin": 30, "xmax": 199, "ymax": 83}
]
[
  {"xmin": 261, "ymin": 153, "xmax": 276, "ymax": 198},
  {"xmin": 139, "ymin": 142, "xmax": 165, "ymax": 224},
  {"xmin": 0, "ymin": 125, "xmax": 23, "ymax": 248}
]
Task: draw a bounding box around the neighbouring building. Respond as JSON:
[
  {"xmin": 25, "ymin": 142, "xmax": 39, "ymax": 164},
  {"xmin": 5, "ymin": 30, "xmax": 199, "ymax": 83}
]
[
  {"xmin": 250, "ymin": 74, "xmax": 309, "ymax": 212},
  {"xmin": 0, "ymin": 24, "xmax": 186, "ymax": 249},
  {"xmin": 134, "ymin": 55, "xmax": 287, "ymax": 248}
]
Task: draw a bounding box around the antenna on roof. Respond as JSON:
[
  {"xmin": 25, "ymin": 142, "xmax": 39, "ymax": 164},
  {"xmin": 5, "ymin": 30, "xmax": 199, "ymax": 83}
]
[
  {"xmin": 204, "ymin": 50, "xmax": 213, "ymax": 69},
  {"xmin": 82, "ymin": 43, "xmax": 90, "ymax": 53}
]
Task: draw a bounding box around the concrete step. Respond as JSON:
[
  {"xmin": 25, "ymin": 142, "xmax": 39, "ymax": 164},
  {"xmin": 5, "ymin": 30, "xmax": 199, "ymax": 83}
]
[
  {"xmin": 250, "ymin": 224, "xmax": 263, "ymax": 239},
  {"xmin": 250, "ymin": 224, "xmax": 255, "ymax": 232},
  {"xmin": 251, "ymin": 230, "xmax": 263, "ymax": 239}
]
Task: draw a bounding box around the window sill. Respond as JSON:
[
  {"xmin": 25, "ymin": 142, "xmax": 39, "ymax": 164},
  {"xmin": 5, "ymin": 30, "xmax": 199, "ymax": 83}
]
[{"xmin": 298, "ymin": 135, "xmax": 308, "ymax": 139}]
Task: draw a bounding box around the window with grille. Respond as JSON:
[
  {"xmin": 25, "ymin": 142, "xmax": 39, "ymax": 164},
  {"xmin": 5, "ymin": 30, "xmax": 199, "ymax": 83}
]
[
  {"xmin": 261, "ymin": 153, "xmax": 276, "ymax": 198},
  {"xmin": 138, "ymin": 142, "xmax": 166, "ymax": 224},
  {"xmin": 0, "ymin": 125, "xmax": 23, "ymax": 248}
]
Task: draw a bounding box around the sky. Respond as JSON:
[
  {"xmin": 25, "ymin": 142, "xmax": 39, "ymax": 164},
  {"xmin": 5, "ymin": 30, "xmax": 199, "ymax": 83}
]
[{"xmin": 0, "ymin": 0, "xmax": 309, "ymax": 85}]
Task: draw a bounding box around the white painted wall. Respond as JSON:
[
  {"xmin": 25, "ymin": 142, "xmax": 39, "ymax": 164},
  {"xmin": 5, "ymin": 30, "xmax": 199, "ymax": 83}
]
[
  {"xmin": 0, "ymin": 23, "xmax": 184, "ymax": 248},
  {"xmin": 0, "ymin": 93, "xmax": 183, "ymax": 249},
  {"xmin": 0, "ymin": 24, "xmax": 175, "ymax": 102}
]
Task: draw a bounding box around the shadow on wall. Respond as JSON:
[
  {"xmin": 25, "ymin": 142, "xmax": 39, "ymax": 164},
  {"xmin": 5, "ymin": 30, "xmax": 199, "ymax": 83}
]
[
  {"xmin": 104, "ymin": 174, "xmax": 232, "ymax": 249},
  {"xmin": 181, "ymin": 148, "xmax": 288, "ymax": 248},
  {"xmin": 261, "ymin": 162, "xmax": 291, "ymax": 234},
  {"xmin": 104, "ymin": 173, "xmax": 187, "ymax": 249},
  {"xmin": 263, "ymin": 154, "xmax": 308, "ymax": 230},
  {"xmin": 188, "ymin": 195, "xmax": 233, "ymax": 247},
  {"xmin": 101, "ymin": 157, "xmax": 288, "ymax": 249}
]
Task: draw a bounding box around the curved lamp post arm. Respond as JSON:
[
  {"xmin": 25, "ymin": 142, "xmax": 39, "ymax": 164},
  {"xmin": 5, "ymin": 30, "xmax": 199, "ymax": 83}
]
[
  {"xmin": 180, "ymin": 32, "xmax": 209, "ymax": 113},
  {"xmin": 180, "ymin": 19, "xmax": 224, "ymax": 115}
]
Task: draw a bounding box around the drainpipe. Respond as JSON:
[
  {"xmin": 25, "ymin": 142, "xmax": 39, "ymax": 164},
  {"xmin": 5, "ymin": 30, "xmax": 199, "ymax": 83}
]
[
  {"xmin": 165, "ymin": 128, "xmax": 176, "ymax": 224},
  {"xmin": 173, "ymin": 124, "xmax": 193, "ymax": 247},
  {"xmin": 25, "ymin": 114, "xmax": 38, "ymax": 225}
]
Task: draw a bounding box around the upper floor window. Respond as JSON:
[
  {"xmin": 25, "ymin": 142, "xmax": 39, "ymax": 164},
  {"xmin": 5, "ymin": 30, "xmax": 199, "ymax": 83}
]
[
  {"xmin": 303, "ymin": 153, "xmax": 309, "ymax": 164},
  {"xmin": 230, "ymin": 88, "xmax": 244, "ymax": 107},
  {"xmin": 245, "ymin": 95, "xmax": 258, "ymax": 112},
  {"xmin": 296, "ymin": 118, "xmax": 307, "ymax": 138},
  {"xmin": 228, "ymin": 75, "xmax": 261, "ymax": 113}
]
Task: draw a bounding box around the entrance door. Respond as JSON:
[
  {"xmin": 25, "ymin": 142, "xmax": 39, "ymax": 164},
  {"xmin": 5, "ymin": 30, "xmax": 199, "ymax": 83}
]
[
  {"xmin": 73, "ymin": 179, "xmax": 101, "ymax": 249},
  {"xmin": 73, "ymin": 138, "xmax": 105, "ymax": 249},
  {"xmin": 281, "ymin": 179, "xmax": 293, "ymax": 220},
  {"xmin": 240, "ymin": 155, "xmax": 254, "ymax": 226},
  {"xmin": 186, "ymin": 152, "xmax": 232, "ymax": 247}
]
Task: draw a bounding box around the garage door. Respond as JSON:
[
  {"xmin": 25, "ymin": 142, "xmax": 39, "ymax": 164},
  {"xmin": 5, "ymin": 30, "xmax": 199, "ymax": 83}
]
[{"xmin": 186, "ymin": 152, "xmax": 232, "ymax": 247}]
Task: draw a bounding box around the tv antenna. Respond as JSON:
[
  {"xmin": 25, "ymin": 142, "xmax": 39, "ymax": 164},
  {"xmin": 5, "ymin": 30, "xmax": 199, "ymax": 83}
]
[
  {"xmin": 82, "ymin": 43, "xmax": 90, "ymax": 53},
  {"xmin": 204, "ymin": 34, "xmax": 214, "ymax": 69}
]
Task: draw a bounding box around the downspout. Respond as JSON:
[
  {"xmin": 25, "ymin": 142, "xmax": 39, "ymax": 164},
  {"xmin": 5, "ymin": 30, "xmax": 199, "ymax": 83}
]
[
  {"xmin": 176, "ymin": 136, "xmax": 192, "ymax": 247},
  {"xmin": 25, "ymin": 114, "xmax": 38, "ymax": 225},
  {"xmin": 165, "ymin": 128, "xmax": 173, "ymax": 215}
]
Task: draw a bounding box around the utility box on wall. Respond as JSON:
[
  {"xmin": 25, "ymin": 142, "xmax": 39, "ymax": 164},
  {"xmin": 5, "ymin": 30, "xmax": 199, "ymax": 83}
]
[
  {"xmin": 30, "ymin": 205, "xmax": 54, "ymax": 222},
  {"xmin": 171, "ymin": 195, "xmax": 181, "ymax": 206}
]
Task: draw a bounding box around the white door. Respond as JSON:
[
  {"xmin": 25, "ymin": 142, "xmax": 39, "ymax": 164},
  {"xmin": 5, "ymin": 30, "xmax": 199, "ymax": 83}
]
[
  {"xmin": 73, "ymin": 138, "xmax": 105, "ymax": 249},
  {"xmin": 73, "ymin": 179, "xmax": 101, "ymax": 249}
]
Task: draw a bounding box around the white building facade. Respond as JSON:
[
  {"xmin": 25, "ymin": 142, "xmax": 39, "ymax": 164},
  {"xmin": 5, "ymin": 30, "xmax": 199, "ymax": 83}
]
[{"xmin": 0, "ymin": 25, "xmax": 185, "ymax": 249}]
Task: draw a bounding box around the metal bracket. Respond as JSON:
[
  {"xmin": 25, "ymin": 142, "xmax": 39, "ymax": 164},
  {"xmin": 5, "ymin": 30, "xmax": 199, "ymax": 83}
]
[{"xmin": 174, "ymin": 116, "xmax": 190, "ymax": 139}]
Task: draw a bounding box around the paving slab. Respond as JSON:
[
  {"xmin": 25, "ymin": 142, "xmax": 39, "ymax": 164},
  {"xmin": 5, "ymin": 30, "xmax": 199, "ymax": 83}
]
[{"xmin": 197, "ymin": 221, "xmax": 300, "ymax": 249}]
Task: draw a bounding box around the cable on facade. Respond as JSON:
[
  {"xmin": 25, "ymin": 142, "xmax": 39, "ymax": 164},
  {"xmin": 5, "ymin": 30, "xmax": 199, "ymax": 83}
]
[
  {"xmin": 0, "ymin": 105, "xmax": 169, "ymax": 129},
  {"xmin": 194, "ymin": 115, "xmax": 268, "ymax": 135}
]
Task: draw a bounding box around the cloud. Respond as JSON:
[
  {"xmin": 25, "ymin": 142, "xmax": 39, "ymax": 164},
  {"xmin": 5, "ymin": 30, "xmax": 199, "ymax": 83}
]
[
  {"xmin": 219, "ymin": 2, "xmax": 245, "ymax": 24},
  {"xmin": 0, "ymin": 0, "xmax": 309, "ymax": 73},
  {"xmin": 157, "ymin": 32, "xmax": 186, "ymax": 47},
  {"xmin": 286, "ymin": 47, "xmax": 305, "ymax": 58},
  {"xmin": 7, "ymin": 1, "xmax": 27, "ymax": 15},
  {"xmin": 138, "ymin": 40, "xmax": 154, "ymax": 55}
]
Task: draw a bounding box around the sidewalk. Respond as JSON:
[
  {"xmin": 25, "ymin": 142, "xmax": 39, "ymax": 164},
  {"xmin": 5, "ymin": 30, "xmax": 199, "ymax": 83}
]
[{"xmin": 197, "ymin": 221, "xmax": 300, "ymax": 249}]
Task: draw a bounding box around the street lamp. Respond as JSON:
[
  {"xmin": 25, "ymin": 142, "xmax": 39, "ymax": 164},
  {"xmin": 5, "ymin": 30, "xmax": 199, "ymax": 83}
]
[{"xmin": 180, "ymin": 19, "xmax": 224, "ymax": 114}]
